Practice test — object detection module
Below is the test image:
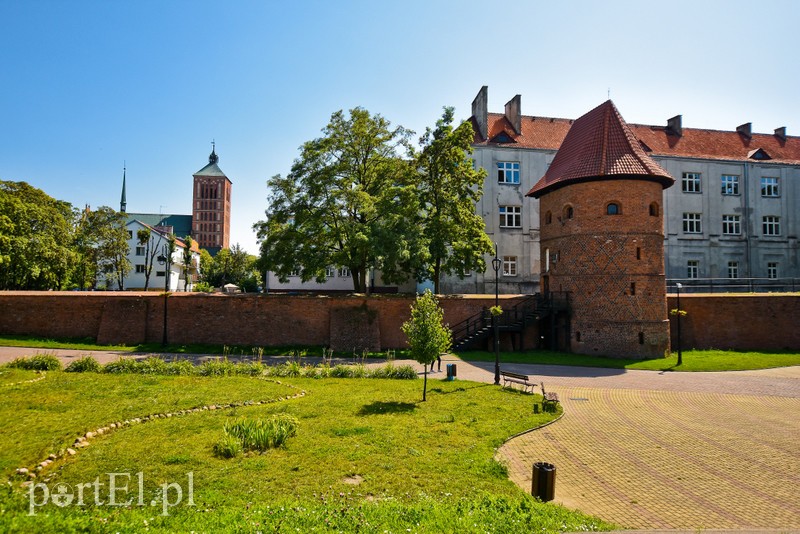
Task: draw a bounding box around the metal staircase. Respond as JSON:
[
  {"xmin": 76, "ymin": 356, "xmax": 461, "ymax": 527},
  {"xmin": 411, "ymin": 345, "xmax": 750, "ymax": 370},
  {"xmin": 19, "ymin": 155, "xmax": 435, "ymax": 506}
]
[{"xmin": 450, "ymin": 294, "xmax": 556, "ymax": 351}]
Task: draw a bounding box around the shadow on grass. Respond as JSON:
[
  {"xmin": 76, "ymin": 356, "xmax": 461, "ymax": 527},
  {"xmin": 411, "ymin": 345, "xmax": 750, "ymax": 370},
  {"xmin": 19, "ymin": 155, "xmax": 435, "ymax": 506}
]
[
  {"xmin": 357, "ymin": 401, "xmax": 418, "ymax": 415},
  {"xmin": 428, "ymin": 383, "xmax": 493, "ymax": 396}
]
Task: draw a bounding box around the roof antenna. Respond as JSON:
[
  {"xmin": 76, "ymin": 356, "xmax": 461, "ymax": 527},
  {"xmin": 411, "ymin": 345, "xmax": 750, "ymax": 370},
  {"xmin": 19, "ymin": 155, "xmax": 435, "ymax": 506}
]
[{"xmin": 607, "ymin": 88, "xmax": 611, "ymax": 100}]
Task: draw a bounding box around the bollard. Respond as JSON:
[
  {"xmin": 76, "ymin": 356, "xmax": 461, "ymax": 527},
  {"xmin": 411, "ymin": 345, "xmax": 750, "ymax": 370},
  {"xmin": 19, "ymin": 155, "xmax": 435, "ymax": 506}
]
[
  {"xmin": 531, "ymin": 462, "xmax": 556, "ymax": 501},
  {"xmin": 446, "ymin": 363, "xmax": 457, "ymax": 381}
]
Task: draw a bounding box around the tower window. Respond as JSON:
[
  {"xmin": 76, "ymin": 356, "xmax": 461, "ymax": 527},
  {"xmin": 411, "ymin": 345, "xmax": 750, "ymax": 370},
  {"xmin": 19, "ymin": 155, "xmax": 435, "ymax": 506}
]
[
  {"xmin": 545, "ymin": 211, "xmax": 552, "ymax": 224},
  {"xmin": 636, "ymin": 247, "xmax": 641, "ymax": 260},
  {"xmin": 606, "ymin": 203, "xmax": 620, "ymax": 215},
  {"xmin": 630, "ymin": 282, "xmax": 636, "ymax": 295},
  {"xmin": 563, "ymin": 205, "xmax": 574, "ymax": 219},
  {"xmin": 649, "ymin": 202, "xmax": 659, "ymax": 216},
  {"xmin": 638, "ymin": 332, "xmax": 645, "ymax": 345}
]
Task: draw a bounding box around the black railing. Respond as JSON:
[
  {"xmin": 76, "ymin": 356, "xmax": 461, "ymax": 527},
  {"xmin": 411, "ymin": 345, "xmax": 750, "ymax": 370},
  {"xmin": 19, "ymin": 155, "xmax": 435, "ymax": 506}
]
[{"xmin": 667, "ymin": 278, "xmax": 800, "ymax": 294}]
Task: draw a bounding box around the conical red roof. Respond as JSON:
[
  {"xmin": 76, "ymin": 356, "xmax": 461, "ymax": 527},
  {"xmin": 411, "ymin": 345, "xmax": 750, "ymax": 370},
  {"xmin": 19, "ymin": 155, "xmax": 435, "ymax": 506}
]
[{"xmin": 527, "ymin": 100, "xmax": 673, "ymax": 198}]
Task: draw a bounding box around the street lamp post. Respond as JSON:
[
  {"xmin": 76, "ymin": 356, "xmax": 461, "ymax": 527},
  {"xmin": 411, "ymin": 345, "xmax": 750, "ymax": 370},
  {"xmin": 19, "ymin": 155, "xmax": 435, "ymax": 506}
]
[
  {"xmin": 157, "ymin": 244, "xmax": 172, "ymax": 347},
  {"xmin": 491, "ymin": 243, "xmax": 502, "ymax": 385},
  {"xmin": 675, "ymin": 283, "xmax": 683, "ymax": 366}
]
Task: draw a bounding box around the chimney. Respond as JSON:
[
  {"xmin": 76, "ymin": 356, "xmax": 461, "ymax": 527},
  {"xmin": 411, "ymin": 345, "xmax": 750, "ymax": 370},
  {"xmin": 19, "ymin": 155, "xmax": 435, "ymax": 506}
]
[
  {"xmin": 504, "ymin": 94, "xmax": 522, "ymax": 135},
  {"xmin": 666, "ymin": 115, "xmax": 682, "ymax": 137},
  {"xmin": 471, "ymin": 86, "xmax": 488, "ymax": 140},
  {"xmin": 736, "ymin": 122, "xmax": 752, "ymax": 138},
  {"xmin": 774, "ymin": 126, "xmax": 787, "ymax": 141}
]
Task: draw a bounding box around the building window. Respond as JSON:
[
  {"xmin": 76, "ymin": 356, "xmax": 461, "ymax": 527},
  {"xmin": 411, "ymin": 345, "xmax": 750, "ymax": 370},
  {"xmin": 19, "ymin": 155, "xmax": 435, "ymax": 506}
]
[
  {"xmin": 502, "ymin": 256, "xmax": 517, "ymax": 276},
  {"xmin": 545, "ymin": 211, "xmax": 552, "ymax": 224},
  {"xmin": 325, "ymin": 267, "xmax": 336, "ymax": 278},
  {"xmin": 135, "ymin": 246, "xmax": 146, "ymax": 256},
  {"xmin": 156, "ymin": 271, "xmax": 165, "ymax": 278},
  {"xmin": 649, "ymin": 202, "xmax": 659, "ymax": 216},
  {"xmin": 636, "ymin": 247, "xmax": 641, "ymax": 260},
  {"xmin": 499, "ymin": 205, "xmax": 521, "ymax": 228},
  {"xmin": 606, "ymin": 203, "xmax": 620, "ymax": 215},
  {"xmin": 127, "ymin": 231, "xmax": 133, "ymax": 239},
  {"xmin": 767, "ymin": 262, "xmax": 778, "ymax": 279},
  {"xmin": 682, "ymin": 213, "xmax": 702, "ymax": 234},
  {"xmin": 687, "ymin": 260, "xmax": 699, "ymax": 279},
  {"xmin": 289, "ymin": 268, "xmax": 301, "ymax": 277},
  {"xmin": 761, "ymin": 177, "xmax": 779, "ymax": 197},
  {"xmin": 563, "ymin": 205, "xmax": 574, "ymax": 219},
  {"xmin": 638, "ymin": 332, "xmax": 645, "ymax": 345},
  {"xmin": 339, "ymin": 268, "xmax": 351, "ymax": 278},
  {"xmin": 682, "ymin": 172, "xmax": 702, "ymax": 193},
  {"xmin": 722, "ymin": 215, "xmax": 741, "ymax": 235},
  {"xmin": 762, "ymin": 216, "xmax": 781, "ymax": 236},
  {"xmin": 721, "ymin": 175, "xmax": 739, "ymax": 195},
  {"xmin": 497, "ymin": 162, "xmax": 520, "ymax": 184},
  {"xmin": 135, "ymin": 264, "xmax": 145, "ymax": 273},
  {"xmin": 727, "ymin": 261, "xmax": 739, "ymax": 279},
  {"xmin": 630, "ymin": 282, "xmax": 636, "ymax": 295}
]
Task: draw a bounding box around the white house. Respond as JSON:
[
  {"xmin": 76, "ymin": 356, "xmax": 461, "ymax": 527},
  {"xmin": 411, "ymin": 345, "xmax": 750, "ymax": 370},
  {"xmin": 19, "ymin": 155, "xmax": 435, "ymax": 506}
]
[{"xmin": 123, "ymin": 220, "xmax": 201, "ymax": 291}]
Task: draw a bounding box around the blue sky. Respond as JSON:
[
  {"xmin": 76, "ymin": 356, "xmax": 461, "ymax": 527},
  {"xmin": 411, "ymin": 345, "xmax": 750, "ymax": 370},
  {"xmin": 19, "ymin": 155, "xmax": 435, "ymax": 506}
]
[{"xmin": 2, "ymin": 0, "xmax": 798, "ymax": 254}]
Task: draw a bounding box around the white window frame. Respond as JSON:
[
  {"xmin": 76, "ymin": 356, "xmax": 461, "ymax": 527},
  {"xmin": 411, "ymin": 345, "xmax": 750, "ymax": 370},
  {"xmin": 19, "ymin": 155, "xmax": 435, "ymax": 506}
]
[
  {"xmin": 502, "ymin": 256, "xmax": 517, "ymax": 276},
  {"xmin": 338, "ymin": 267, "xmax": 351, "ymax": 278},
  {"xmin": 761, "ymin": 177, "xmax": 779, "ymax": 197},
  {"xmin": 721, "ymin": 174, "xmax": 739, "ymax": 195},
  {"xmin": 497, "ymin": 161, "xmax": 520, "ymax": 184},
  {"xmin": 325, "ymin": 267, "xmax": 336, "ymax": 278},
  {"xmin": 687, "ymin": 260, "xmax": 699, "ymax": 279},
  {"xmin": 499, "ymin": 205, "xmax": 522, "ymax": 228},
  {"xmin": 722, "ymin": 215, "xmax": 741, "ymax": 235},
  {"xmin": 762, "ymin": 216, "xmax": 781, "ymax": 236},
  {"xmin": 682, "ymin": 213, "xmax": 702, "ymax": 234},
  {"xmin": 135, "ymin": 264, "xmax": 146, "ymax": 274},
  {"xmin": 727, "ymin": 261, "xmax": 739, "ymax": 279},
  {"xmin": 767, "ymin": 262, "xmax": 778, "ymax": 280},
  {"xmin": 682, "ymin": 172, "xmax": 702, "ymax": 193},
  {"xmin": 289, "ymin": 268, "xmax": 301, "ymax": 277},
  {"xmin": 135, "ymin": 246, "xmax": 146, "ymax": 256}
]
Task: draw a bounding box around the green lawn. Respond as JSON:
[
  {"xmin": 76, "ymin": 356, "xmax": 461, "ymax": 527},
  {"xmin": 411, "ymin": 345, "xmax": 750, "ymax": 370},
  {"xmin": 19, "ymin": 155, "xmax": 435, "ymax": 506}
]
[
  {"xmin": 459, "ymin": 348, "xmax": 800, "ymax": 372},
  {"xmin": 0, "ymin": 368, "xmax": 611, "ymax": 533}
]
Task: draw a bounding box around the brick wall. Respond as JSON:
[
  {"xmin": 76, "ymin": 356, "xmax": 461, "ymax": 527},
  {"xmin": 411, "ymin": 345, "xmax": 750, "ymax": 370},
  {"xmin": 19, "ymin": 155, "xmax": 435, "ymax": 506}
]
[
  {"xmin": 667, "ymin": 294, "xmax": 800, "ymax": 352},
  {"xmin": 0, "ymin": 292, "xmax": 796, "ymax": 352}
]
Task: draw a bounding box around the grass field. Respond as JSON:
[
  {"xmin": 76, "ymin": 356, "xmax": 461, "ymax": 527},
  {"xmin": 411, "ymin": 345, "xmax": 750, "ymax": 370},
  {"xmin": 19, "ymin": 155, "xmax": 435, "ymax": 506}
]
[
  {"xmin": 459, "ymin": 348, "xmax": 800, "ymax": 372},
  {"xmin": 0, "ymin": 365, "xmax": 612, "ymax": 533}
]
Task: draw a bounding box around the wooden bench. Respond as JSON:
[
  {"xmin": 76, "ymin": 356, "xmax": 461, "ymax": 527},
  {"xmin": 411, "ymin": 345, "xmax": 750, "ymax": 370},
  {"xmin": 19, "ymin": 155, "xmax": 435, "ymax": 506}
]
[
  {"xmin": 540, "ymin": 382, "xmax": 560, "ymax": 412},
  {"xmin": 500, "ymin": 370, "xmax": 536, "ymax": 393}
]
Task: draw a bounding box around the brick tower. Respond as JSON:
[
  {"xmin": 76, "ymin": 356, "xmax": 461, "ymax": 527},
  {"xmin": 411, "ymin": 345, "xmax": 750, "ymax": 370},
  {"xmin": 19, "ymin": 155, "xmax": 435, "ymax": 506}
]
[
  {"xmin": 192, "ymin": 144, "xmax": 232, "ymax": 255},
  {"xmin": 527, "ymin": 101, "xmax": 674, "ymax": 358}
]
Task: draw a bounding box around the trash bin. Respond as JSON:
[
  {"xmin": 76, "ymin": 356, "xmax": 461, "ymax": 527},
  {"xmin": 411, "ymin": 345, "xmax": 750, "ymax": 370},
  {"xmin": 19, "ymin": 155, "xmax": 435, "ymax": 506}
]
[
  {"xmin": 531, "ymin": 462, "xmax": 556, "ymax": 501},
  {"xmin": 446, "ymin": 363, "xmax": 457, "ymax": 381}
]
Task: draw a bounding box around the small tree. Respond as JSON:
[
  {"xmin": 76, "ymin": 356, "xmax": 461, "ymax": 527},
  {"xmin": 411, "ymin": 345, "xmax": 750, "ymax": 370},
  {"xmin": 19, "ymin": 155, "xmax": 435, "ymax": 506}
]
[
  {"xmin": 401, "ymin": 289, "xmax": 452, "ymax": 401},
  {"xmin": 181, "ymin": 236, "xmax": 195, "ymax": 292}
]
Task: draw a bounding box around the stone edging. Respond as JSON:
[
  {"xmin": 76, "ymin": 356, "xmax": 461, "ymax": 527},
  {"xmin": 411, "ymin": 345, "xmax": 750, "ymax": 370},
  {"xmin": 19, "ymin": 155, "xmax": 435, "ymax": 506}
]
[
  {"xmin": 1, "ymin": 371, "xmax": 47, "ymax": 388},
  {"xmin": 13, "ymin": 378, "xmax": 306, "ymax": 487}
]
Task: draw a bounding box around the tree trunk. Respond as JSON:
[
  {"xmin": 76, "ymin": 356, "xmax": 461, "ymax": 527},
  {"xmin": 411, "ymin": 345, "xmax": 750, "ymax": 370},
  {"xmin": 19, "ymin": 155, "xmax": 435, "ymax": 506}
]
[
  {"xmin": 433, "ymin": 257, "xmax": 441, "ymax": 294},
  {"xmin": 422, "ymin": 364, "xmax": 428, "ymax": 401}
]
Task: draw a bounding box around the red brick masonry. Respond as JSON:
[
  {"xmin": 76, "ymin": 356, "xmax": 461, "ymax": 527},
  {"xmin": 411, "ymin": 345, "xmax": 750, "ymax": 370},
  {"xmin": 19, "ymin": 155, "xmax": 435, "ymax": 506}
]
[{"xmin": 0, "ymin": 292, "xmax": 797, "ymax": 352}]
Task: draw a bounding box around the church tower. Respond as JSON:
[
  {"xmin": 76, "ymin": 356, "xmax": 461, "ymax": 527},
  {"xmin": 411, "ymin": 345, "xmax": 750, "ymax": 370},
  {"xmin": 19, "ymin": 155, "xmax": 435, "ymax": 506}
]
[
  {"xmin": 192, "ymin": 144, "xmax": 232, "ymax": 255},
  {"xmin": 527, "ymin": 101, "xmax": 674, "ymax": 358},
  {"xmin": 119, "ymin": 164, "xmax": 127, "ymax": 213}
]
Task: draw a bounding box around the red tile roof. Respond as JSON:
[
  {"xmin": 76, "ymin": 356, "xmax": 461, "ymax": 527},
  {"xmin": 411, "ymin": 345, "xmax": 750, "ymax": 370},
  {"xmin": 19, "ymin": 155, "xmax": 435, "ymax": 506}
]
[
  {"xmin": 526, "ymin": 101, "xmax": 673, "ymax": 198},
  {"xmin": 473, "ymin": 109, "xmax": 800, "ymax": 166}
]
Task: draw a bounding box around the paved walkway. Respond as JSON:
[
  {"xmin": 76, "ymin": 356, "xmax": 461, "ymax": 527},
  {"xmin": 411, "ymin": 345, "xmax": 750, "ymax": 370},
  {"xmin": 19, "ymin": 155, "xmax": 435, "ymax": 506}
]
[{"xmin": 3, "ymin": 347, "xmax": 799, "ymax": 531}]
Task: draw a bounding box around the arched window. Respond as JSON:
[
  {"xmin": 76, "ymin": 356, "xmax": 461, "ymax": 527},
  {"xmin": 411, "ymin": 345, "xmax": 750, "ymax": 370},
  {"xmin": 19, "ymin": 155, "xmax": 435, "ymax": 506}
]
[
  {"xmin": 649, "ymin": 202, "xmax": 659, "ymax": 216},
  {"xmin": 563, "ymin": 205, "xmax": 574, "ymax": 219},
  {"xmin": 545, "ymin": 211, "xmax": 552, "ymax": 224},
  {"xmin": 606, "ymin": 202, "xmax": 620, "ymax": 215}
]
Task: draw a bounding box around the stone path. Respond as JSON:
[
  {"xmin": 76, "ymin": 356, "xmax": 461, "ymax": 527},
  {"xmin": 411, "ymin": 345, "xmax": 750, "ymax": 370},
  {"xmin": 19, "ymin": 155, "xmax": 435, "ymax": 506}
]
[{"xmin": 3, "ymin": 347, "xmax": 799, "ymax": 531}]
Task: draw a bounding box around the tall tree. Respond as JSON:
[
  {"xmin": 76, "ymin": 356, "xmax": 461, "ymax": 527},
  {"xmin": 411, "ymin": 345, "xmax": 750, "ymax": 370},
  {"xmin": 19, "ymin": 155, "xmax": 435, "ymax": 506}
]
[
  {"xmin": 72, "ymin": 206, "xmax": 130, "ymax": 290},
  {"xmin": 181, "ymin": 236, "xmax": 195, "ymax": 292},
  {"xmin": 402, "ymin": 290, "xmax": 452, "ymax": 402},
  {"xmin": 136, "ymin": 227, "xmax": 164, "ymax": 291},
  {"xmin": 254, "ymin": 108, "xmax": 425, "ymax": 293},
  {"xmin": 417, "ymin": 107, "xmax": 493, "ymax": 293},
  {"xmin": 0, "ymin": 181, "xmax": 74, "ymax": 290}
]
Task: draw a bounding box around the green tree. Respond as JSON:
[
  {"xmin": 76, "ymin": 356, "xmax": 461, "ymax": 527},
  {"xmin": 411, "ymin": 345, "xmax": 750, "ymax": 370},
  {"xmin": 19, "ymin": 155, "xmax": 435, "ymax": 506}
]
[
  {"xmin": 181, "ymin": 236, "xmax": 195, "ymax": 292},
  {"xmin": 72, "ymin": 206, "xmax": 130, "ymax": 290},
  {"xmin": 136, "ymin": 226, "xmax": 164, "ymax": 290},
  {"xmin": 0, "ymin": 180, "xmax": 74, "ymax": 290},
  {"xmin": 254, "ymin": 108, "xmax": 424, "ymax": 293},
  {"xmin": 161, "ymin": 234, "xmax": 177, "ymax": 292},
  {"xmin": 200, "ymin": 244, "xmax": 259, "ymax": 291},
  {"xmin": 401, "ymin": 290, "xmax": 452, "ymax": 401},
  {"xmin": 417, "ymin": 107, "xmax": 493, "ymax": 293}
]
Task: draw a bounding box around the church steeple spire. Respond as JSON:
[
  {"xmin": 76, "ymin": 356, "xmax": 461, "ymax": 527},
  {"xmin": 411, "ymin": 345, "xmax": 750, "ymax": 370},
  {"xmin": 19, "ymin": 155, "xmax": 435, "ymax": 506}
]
[
  {"xmin": 209, "ymin": 140, "xmax": 218, "ymax": 164},
  {"xmin": 120, "ymin": 163, "xmax": 127, "ymax": 213}
]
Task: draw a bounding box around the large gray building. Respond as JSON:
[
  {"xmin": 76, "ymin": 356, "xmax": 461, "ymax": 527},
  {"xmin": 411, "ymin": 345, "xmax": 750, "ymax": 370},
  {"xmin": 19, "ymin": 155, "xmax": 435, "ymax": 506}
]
[{"xmin": 441, "ymin": 86, "xmax": 800, "ymax": 294}]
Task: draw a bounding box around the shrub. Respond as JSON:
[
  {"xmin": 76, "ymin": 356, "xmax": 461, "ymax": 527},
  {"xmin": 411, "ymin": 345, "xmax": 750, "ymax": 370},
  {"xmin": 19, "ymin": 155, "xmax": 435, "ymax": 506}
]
[
  {"xmin": 268, "ymin": 361, "xmax": 303, "ymax": 378},
  {"xmin": 136, "ymin": 357, "xmax": 170, "ymax": 375},
  {"xmin": 198, "ymin": 359, "xmax": 238, "ymax": 377},
  {"xmin": 212, "ymin": 434, "xmax": 242, "ymax": 458},
  {"xmin": 103, "ymin": 357, "xmax": 141, "ymax": 374},
  {"xmin": 7, "ymin": 353, "xmax": 62, "ymax": 371},
  {"xmin": 64, "ymin": 356, "xmax": 102, "ymax": 373},
  {"xmin": 162, "ymin": 360, "xmax": 196, "ymax": 376},
  {"xmin": 221, "ymin": 414, "xmax": 299, "ymax": 453}
]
